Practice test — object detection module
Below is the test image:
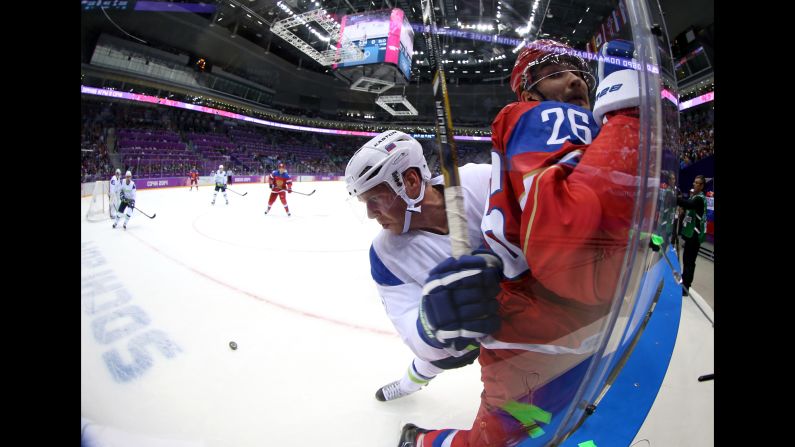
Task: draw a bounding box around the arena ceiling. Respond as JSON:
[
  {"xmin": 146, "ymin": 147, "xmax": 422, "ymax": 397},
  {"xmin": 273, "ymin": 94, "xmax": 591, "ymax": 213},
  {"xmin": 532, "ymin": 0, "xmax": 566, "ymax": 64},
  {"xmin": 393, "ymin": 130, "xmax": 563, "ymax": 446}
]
[{"xmin": 82, "ymin": 0, "xmax": 711, "ymax": 87}]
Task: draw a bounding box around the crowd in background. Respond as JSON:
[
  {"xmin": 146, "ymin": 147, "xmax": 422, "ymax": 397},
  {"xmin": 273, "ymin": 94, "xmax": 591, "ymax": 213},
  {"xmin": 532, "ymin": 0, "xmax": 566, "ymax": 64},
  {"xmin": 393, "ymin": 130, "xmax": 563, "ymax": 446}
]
[
  {"xmin": 678, "ymin": 105, "xmax": 714, "ymax": 169},
  {"xmin": 81, "ymin": 113, "xmax": 113, "ymax": 182},
  {"xmin": 80, "ymin": 97, "xmax": 495, "ymax": 182},
  {"xmin": 81, "ymin": 95, "xmax": 714, "ymax": 183}
]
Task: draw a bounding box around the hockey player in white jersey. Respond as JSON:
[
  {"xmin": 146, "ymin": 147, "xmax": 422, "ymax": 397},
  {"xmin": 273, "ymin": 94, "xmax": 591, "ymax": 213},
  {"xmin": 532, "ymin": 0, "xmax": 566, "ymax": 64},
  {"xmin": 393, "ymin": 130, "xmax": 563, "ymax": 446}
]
[
  {"xmin": 113, "ymin": 171, "xmax": 136, "ymax": 230},
  {"xmin": 345, "ymin": 130, "xmax": 497, "ymax": 401},
  {"xmin": 109, "ymin": 168, "xmax": 121, "ymax": 218},
  {"xmin": 211, "ymin": 164, "xmax": 228, "ymax": 205}
]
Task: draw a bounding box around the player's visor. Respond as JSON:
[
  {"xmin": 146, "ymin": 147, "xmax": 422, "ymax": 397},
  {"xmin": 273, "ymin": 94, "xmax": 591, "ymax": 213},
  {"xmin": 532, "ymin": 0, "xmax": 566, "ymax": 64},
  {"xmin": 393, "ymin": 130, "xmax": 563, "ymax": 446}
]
[{"xmin": 523, "ymin": 54, "xmax": 596, "ymax": 92}]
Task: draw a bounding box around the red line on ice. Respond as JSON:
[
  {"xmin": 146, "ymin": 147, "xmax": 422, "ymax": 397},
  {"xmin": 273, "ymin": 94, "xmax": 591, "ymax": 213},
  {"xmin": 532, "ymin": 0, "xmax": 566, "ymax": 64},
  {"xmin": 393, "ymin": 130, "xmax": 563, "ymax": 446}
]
[{"xmin": 127, "ymin": 231, "xmax": 396, "ymax": 337}]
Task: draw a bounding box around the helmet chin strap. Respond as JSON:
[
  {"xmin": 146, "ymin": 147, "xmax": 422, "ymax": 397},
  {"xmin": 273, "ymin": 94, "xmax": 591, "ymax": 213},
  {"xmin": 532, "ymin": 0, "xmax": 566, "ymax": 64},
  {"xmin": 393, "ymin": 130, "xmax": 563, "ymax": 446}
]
[{"xmin": 400, "ymin": 182, "xmax": 427, "ymax": 234}]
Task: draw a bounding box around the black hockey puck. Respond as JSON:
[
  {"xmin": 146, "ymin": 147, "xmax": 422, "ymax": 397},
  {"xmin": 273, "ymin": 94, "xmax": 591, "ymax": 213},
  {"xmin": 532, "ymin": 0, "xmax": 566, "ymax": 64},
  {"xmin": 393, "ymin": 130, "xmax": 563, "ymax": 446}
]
[{"xmin": 229, "ymin": 341, "xmax": 238, "ymax": 350}]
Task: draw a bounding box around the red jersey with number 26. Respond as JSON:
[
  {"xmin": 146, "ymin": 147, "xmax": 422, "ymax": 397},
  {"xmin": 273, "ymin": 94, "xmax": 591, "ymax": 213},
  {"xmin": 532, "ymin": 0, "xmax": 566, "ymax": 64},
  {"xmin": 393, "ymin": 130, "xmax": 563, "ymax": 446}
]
[{"xmin": 480, "ymin": 99, "xmax": 640, "ymax": 361}]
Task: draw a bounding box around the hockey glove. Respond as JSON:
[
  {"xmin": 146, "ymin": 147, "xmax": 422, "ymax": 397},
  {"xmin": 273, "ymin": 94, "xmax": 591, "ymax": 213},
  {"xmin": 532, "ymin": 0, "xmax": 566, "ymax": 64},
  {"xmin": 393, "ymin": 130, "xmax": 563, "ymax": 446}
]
[
  {"xmin": 430, "ymin": 344, "xmax": 481, "ymax": 370},
  {"xmin": 128, "ymin": 200, "xmax": 135, "ymax": 209},
  {"xmin": 417, "ymin": 250, "xmax": 502, "ymax": 351},
  {"xmin": 287, "ymin": 188, "xmax": 292, "ymax": 193},
  {"xmin": 592, "ymin": 40, "xmax": 641, "ymax": 125}
]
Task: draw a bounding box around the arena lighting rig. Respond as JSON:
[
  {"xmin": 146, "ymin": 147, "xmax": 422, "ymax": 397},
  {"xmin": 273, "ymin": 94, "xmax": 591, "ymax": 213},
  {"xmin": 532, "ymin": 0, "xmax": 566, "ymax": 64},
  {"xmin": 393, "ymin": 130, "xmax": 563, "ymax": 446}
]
[
  {"xmin": 349, "ymin": 77, "xmax": 395, "ymax": 94},
  {"xmin": 375, "ymin": 95, "xmax": 418, "ymax": 116},
  {"xmin": 271, "ymin": 8, "xmax": 364, "ymax": 66}
]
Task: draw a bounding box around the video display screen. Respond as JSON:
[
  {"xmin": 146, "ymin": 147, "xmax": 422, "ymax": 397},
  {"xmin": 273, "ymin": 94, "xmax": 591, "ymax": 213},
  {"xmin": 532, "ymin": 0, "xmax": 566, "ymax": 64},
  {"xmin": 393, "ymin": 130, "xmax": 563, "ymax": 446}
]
[{"xmin": 334, "ymin": 8, "xmax": 413, "ymax": 81}]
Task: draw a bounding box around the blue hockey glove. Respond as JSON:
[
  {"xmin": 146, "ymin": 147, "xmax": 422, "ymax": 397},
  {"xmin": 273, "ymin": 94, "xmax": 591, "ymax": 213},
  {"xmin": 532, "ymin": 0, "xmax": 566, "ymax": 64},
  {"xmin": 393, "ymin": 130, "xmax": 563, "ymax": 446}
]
[
  {"xmin": 417, "ymin": 250, "xmax": 503, "ymax": 351},
  {"xmin": 592, "ymin": 40, "xmax": 641, "ymax": 124}
]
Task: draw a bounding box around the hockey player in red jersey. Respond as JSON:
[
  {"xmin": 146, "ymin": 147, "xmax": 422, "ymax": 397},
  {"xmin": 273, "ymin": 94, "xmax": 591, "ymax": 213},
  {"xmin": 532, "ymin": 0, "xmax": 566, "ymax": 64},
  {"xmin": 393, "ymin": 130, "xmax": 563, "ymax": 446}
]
[
  {"xmin": 188, "ymin": 166, "xmax": 199, "ymax": 191},
  {"xmin": 401, "ymin": 39, "xmax": 643, "ymax": 446},
  {"xmin": 265, "ymin": 163, "xmax": 292, "ymax": 216}
]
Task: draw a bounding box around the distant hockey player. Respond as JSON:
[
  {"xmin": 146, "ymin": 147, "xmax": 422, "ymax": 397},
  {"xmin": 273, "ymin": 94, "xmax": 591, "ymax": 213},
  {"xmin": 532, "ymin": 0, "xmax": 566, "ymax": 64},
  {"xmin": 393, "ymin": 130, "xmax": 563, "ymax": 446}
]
[
  {"xmin": 265, "ymin": 162, "xmax": 292, "ymax": 216},
  {"xmin": 212, "ymin": 164, "xmax": 228, "ymax": 205},
  {"xmin": 109, "ymin": 168, "xmax": 121, "ymax": 218},
  {"xmin": 345, "ymin": 130, "xmax": 500, "ymax": 402},
  {"xmin": 189, "ymin": 166, "xmax": 199, "ymax": 191},
  {"xmin": 113, "ymin": 171, "xmax": 137, "ymax": 230}
]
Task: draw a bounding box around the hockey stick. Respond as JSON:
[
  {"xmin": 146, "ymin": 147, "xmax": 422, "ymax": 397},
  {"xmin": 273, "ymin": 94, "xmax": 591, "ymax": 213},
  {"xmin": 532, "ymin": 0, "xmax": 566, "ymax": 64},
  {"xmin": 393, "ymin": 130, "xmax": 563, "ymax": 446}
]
[
  {"xmin": 420, "ymin": 0, "xmax": 469, "ymax": 258},
  {"xmin": 133, "ymin": 206, "xmax": 156, "ymax": 219},
  {"xmin": 269, "ymin": 188, "xmax": 315, "ymax": 196},
  {"xmin": 226, "ymin": 187, "xmax": 248, "ymax": 196}
]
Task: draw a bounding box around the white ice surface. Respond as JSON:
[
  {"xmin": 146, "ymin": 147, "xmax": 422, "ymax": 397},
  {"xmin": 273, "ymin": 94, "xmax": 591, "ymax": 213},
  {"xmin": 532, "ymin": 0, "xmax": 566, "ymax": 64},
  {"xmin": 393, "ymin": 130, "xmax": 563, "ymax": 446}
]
[
  {"xmin": 81, "ymin": 181, "xmax": 482, "ymax": 447},
  {"xmin": 81, "ymin": 180, "xmax": 714, "ymax": 447}
]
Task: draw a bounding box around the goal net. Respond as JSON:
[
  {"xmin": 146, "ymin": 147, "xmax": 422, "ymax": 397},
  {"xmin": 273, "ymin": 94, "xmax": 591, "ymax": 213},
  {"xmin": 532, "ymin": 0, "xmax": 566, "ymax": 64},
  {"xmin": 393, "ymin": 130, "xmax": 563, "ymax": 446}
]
[{"xmin": 86, "ymin": 180, "xmax": 112, "ymax": 222}]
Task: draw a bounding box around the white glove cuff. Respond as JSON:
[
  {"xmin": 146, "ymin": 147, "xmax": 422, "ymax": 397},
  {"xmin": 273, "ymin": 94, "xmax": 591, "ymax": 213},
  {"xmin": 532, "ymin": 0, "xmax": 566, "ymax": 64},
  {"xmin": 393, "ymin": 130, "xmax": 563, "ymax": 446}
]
[{"xmin": 592, "ymin": 69, "xmax": 641, "ymax": 125}]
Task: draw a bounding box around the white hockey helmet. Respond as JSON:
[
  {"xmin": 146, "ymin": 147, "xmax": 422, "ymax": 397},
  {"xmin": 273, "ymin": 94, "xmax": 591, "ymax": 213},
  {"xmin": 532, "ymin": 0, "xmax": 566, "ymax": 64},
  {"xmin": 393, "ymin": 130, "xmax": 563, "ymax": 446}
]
[
  {"xmin": 219, "ymin": 164, "xmax": 224, "ymax": 170},
  {"xmin": 345, "ymin": 130, "xmax": 431, "ymax": 211},
  {"xmin": 125, "ymin": 170, "xmax": 132, "ymax": 177},
  {"xmin": 115, "ymin": 168, "xmax": 121, "ymax": 174}
]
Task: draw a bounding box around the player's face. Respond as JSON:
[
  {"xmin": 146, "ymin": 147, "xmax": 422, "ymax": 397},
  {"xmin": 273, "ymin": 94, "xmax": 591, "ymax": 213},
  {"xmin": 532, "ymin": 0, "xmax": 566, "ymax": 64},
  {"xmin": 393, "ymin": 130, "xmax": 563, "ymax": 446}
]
[
  {"xmin": 358, "ymin": 183, "xmax": 405, "ymax": 234},
  {"xmin": 530, "ymin": 63, "xmax": 591, "ymax": 109},
  {"xmin": 692, "ymin": 178, "xmax": 704, "ymax": 193}
]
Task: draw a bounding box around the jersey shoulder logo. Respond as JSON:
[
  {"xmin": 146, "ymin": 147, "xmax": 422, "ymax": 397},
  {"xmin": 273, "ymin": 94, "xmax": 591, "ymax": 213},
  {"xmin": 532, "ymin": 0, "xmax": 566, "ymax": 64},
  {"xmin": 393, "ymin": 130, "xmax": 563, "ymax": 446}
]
[{"xmin": 506, "ymin": 102, "xmax": 598, "ymax": 159}]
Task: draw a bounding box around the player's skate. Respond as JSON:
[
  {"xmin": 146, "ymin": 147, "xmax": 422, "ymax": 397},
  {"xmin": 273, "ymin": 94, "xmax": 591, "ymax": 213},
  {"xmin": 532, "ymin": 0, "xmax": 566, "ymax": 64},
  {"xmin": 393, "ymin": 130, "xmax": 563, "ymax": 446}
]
[
  {"xmin": 397, "ymin": 423, "xmax": 429, "ymax": 447},
  {"xmin": 112, "ymin": 222, "xmax": 117, "ymax": 229},
  {"xmin": 211, "ymin": 200, "xmax": 215, "ymax": 205},
  {"xmin": 375, "ymin": 379, "xmax": 422, "ymax": 402},
  {"xmin": 123, "ymin": 224, "xmax": 127, "ymax": 230}
]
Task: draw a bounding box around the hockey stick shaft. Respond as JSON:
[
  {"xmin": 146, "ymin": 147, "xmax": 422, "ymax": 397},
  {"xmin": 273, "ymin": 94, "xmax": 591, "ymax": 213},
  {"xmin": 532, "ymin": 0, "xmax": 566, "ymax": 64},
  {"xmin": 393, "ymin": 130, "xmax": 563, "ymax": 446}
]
[
  {"xmin": 133, "ymin": 207, "xmax": 156, "ymax": 219},
  {"xmin": 270, "ymin": 188, "xmax": 315, "ymax": 196},
  {"xmin": 421, "ymin": 0, "xmax": 470, "ymax": 258},
  {"xmin": 226, "ymin": 187, "xmax": 248, "ymax": 196}
]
